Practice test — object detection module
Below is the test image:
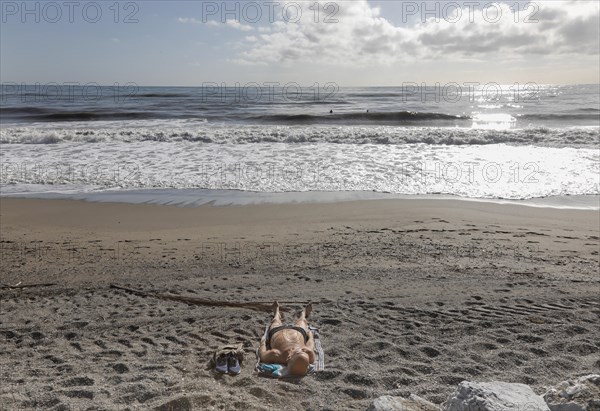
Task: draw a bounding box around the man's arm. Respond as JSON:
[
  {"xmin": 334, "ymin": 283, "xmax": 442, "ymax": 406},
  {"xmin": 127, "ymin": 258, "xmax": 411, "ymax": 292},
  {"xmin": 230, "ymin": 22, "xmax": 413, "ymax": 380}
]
[
  {"xmin": 259, "ymin": 336, "xmax": 282, "ymax": 364},
  {"xmin": 304, "ymin": 331, "xmax": 316, "ymax": 364}
]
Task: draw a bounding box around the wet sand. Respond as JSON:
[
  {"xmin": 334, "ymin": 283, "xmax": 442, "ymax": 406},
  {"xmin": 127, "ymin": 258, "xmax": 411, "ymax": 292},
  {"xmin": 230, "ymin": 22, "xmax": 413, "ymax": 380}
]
[{"xmin": 1, "ymin": 197, "xmax": 599, "ymax": 410}]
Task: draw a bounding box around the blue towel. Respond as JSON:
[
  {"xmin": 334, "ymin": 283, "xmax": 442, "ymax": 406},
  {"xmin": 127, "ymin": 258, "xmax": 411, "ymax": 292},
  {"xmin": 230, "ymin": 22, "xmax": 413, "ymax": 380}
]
[
  {"xmin": 257, "ymin": 363, "xmax": 286, "ymax": 378},
  {"xmin": 256, "ymin": 362, "xmax": 318, "ymax": 378}
]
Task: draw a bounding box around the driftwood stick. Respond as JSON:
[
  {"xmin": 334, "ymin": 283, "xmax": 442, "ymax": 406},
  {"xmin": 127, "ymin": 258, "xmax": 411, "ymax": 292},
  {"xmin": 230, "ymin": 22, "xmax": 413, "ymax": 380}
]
[
  {"xmin": 109, "ymin": 284, "xmax": 316, "ymax": 313},
  {"xmin": 0, "ymin": 283, "xmax": 57, "ymax": 290}
]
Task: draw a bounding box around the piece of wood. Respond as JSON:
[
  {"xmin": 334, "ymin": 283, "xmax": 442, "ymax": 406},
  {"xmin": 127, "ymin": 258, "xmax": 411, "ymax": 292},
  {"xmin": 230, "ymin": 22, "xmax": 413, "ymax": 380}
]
[
  {"xmin": 0, "ymin": 283, "xmax": 57, "ymax": 289},
  {"xmin": 109, "ymin": 284, "xmax": 317, "ymax": 312}
]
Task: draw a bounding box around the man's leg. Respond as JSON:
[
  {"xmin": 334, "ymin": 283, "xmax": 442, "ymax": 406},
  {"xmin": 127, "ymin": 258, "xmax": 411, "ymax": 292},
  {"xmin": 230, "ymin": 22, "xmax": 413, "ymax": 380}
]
[
  {"xmin": 270, "ymin": 301, "xmax": 283, "ymax": 328},
  {"xmin": 294, "ymin": 303, "xmax": 312, "ymax": 329},
  {"xmin": 260, "ymin": 301, "xmax": 284, "ymax": 362}
]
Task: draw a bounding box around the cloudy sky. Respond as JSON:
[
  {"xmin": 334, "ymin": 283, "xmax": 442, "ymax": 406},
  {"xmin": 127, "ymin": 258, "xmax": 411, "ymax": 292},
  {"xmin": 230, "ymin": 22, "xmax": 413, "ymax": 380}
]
[{"xmin": 1, "ymin": 0, "xmax": 598, "ymax": 86}]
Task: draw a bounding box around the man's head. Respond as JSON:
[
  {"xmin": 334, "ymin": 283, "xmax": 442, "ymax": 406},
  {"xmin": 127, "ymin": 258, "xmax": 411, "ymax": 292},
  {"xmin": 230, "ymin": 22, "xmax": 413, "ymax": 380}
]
[{"xmin": 287, "ymin": 350, "xmax": 310, "ymax": 376}]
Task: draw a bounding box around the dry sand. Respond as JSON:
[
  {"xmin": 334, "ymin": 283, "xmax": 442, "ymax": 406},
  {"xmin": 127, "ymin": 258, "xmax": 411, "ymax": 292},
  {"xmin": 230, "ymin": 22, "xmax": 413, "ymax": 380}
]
[{"xmin": 1, "ymin": 197, "xmax": 599, "ymax": 410}]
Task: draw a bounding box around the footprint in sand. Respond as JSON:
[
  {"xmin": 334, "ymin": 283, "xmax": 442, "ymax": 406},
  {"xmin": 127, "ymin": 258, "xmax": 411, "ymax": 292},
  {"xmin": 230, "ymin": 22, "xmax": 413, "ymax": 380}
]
[
  {"xmin": 117, "ymin": 339, "xmax": 132, "ymax": 348},
  {"xmin": 517, "ymin": 334, "xmax": 545, "ymax": 343},
  {"xmin": 112, "ymin": 363, "xmax": 129, "ymax": 374},
  {"xmin": 315, "ymin": 370, "xmax": 342, "ymax": 381},
  {"xmin": 439, "ymin": 374, "xmax": 466, "ymax": 385},
  {"xmin": 321, "ymin": 318, "xmax": 342, "ymax": 326},
  {"xmin": 530, "ymin": 347, "xmax": 549, "ymax": 357},
  {"xmin": 343, "ymin": 373, "xmax": 376, "ymax": 386},
  {"xmin": 165, "ymin": 335, "xmax": 187, "ymax": 346},
  {"xmin": 342, "ymin": 388, "xmax": 370, "ymax": 399},
  {"xmin": 141, "ymin": 337, "xmax": 156, "ymax": 346},
  {"xmin": 567, "ymin": 342, "xmax": 598, "ymax": 355},
  {"xmin": 70, "ymin": 342, "xmax": 84, "ymax": 352},
  {"xmin": 62, "ymin": 376, "xmax": 94, "ymax": 387},
  {"xmin": 63, "ymin": 390, "xmax": 94, "ymax": 399},
  {"xmin": 420, "ymin": 346, "xmax": 441, "ymax": 358},
  {"xmin": 44, "ymin": 355, "xmax": 65, "ymax": 364},
  {"xmin": 30, "ymin": 331, "xmax": 45, "ymax": 341}
]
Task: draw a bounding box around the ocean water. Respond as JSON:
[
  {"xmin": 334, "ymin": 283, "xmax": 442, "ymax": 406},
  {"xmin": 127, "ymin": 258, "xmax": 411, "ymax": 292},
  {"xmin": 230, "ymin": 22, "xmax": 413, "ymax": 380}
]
[{"xmin": 1, "ymin": 84, "xmax": 599, "ymax": 205}]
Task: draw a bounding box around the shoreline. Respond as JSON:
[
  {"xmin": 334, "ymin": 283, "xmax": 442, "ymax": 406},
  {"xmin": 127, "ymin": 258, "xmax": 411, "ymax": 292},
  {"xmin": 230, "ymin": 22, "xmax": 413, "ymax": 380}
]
[{"xmin": 2, "ymin": 188, "xmax": 599, "ymax": 210}]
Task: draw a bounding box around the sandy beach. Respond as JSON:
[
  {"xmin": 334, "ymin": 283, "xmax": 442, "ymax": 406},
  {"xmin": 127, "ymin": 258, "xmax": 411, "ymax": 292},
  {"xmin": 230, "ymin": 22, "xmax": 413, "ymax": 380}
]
[
  {"xmin": 3, "ymin": 0, "xmax": 600, "ymax": 409},
  {"xmin": 0, "ymin": 197, "xmax": 598, "ymax": 410}
]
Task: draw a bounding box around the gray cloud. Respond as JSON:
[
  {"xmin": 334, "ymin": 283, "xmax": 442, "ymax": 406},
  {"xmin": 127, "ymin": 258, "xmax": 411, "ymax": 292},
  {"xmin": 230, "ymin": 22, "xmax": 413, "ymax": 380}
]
[{"xmin": 232, "ymin": 1, "xmax": 599, "ymax": 67}]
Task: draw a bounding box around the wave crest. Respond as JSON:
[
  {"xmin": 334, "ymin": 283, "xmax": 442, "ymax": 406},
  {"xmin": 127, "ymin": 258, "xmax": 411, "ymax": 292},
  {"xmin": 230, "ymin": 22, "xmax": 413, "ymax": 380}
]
[{"xmin": 1, "ymin": 124, "xmax": 598, "ymax": 147}]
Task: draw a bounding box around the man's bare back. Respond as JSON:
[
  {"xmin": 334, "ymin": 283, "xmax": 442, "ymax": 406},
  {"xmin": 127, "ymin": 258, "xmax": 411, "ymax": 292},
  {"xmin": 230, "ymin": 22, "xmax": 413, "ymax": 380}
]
[{"xmin": 258, "ymin": 302, "xmax": 315, "ymax": 375}]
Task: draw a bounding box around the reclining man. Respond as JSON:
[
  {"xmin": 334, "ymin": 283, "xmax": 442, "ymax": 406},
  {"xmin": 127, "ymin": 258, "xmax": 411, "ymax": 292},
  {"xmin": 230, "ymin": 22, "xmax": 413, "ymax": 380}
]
[{"xmin": 259, "ymin": 301, "xmax": 315, "ymax": 376}]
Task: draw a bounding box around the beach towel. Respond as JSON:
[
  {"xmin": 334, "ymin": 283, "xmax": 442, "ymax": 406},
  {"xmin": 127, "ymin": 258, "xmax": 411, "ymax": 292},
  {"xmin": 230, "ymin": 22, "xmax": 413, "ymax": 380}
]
[{"xmin": 255, "ymin": 324, "xmax": 324, "ymax": 378}]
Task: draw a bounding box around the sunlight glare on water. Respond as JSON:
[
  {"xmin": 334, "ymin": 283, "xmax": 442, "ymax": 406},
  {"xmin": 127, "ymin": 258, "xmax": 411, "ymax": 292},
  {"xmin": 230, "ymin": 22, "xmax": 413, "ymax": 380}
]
[{"xmin": 472, "ymin": 113, "xmax": 518, "ymax": 130}]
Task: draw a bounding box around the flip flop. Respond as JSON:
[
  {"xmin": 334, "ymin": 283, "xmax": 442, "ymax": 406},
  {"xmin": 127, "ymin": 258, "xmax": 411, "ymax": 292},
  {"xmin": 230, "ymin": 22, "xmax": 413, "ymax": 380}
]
[
  {"xmin": 227, "ymin": 353, "xmax": 241, "ymax": 375},
  {"xmin": 215, "ymin": 353, "xmax": 228, "ymax": 374}
]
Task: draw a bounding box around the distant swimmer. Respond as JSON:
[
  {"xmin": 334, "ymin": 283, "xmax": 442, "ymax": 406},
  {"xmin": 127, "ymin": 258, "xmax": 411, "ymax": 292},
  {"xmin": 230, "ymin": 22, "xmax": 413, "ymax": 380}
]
[{"xmin": 329, "ymin": 110, "xmax": 333, "ymax": 114}]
